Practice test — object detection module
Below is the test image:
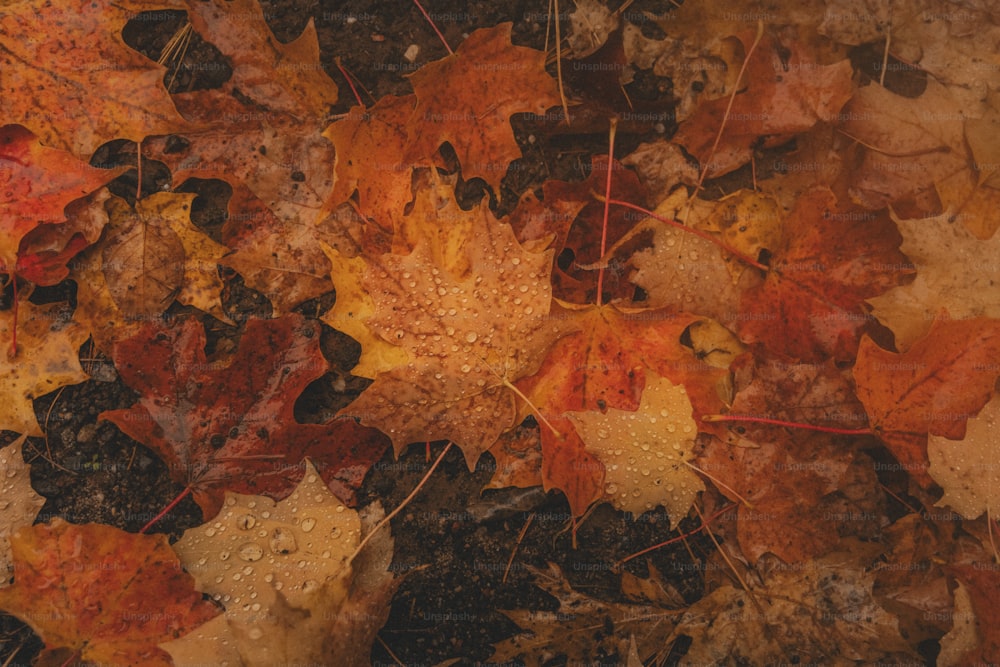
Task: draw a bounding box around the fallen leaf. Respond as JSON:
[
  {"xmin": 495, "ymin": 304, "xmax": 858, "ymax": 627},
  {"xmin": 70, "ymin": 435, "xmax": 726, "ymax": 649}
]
[
  {"xmin": 738, "ymin": 187, "xmax": 912, "ymax": 361},
  {"xmin": 943, "ymin": 564, "xmax": 1000, "ymax": 666},
  {"xmin": 337, "ymin": 179, "xmax": 571, "ymax": 466},
  {"xmin": 0, "ymin": 1, "xmax": 188, "ymax": 157},
  {"xmin": 101, "ymin": 315, "xmax": 390, "ymax": 518},
  {"xmin": 867, "ymin": 211, "xmax": 1000, "ymax": 350},
  {"xmin": 0, "ymin": 124, "xmax": 119, "ymax": 277},
  {"xmin": 0, "ymin": 302, "xmax": 88, "ymax": 437},
  {"xmin": 673, "ymin": 32, "xmax": 854, "ymax": 178},
  {"xmin": 665, "ymin": 547, "xmax": 917, "ymax": 665},
  {"xmin": 0, "ymin": 518, "xmax": 219, "ymax": 667},
  {"xmin": 0, "ymin": 436, "xmax": 45, "ymax": 585},
  {"xmin": 929, "ymin": 393, "xmax": 1000, "ymax": 521},
  {"xmin": 853, "ymin": 317, "xmax": 1000, "ymax": 486},
  {"xmin": 404, "ymin": 23, "xmax": 561, "ymax": 192},
  {"xmin": 568, "ymin": 372, "xmax": 704, "ymax": 526}
]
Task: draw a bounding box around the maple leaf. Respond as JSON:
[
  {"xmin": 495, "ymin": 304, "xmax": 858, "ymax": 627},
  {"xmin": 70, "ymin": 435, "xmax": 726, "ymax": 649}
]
[
  {"xmin": 335, "ymin": 180, "xmax": 571, "ymax": 466},
  {"xmin": 0, "ymin": 1, "xmax": 188, "ymax": 157},
  {"xmin": 568, "ymin": 372, "xmax": 705, "ymax": 526},
  {"xmin": 323, "ymin": 95, "xmax": 418, "ymax": 228},
  {"xmin": 853, "ymin": 317, "xmax": 1000, "ymax": 486},
  {"xmin": 672, "ymin": 32, "xmax": 854, "ymax": 178},
  {"xmin": 664, "ymin": 547, "xmax": 916, "ymax": 664},
  {"xmin": 738, "ymin": 187, "xmax": 913, "ymax": 361},
  {"xmin": 99, "ymin": 193, "xmax": 229, "ymax": 321},
  {"xmin": 146, "ymin": 0, "xmax": 338, "ymax": 225},
  {"xmin": 0, "ymin": 124, "xmax": 118, "ymax": 279},
  {"xmin": 0, "ymin": 302, "xmax": 88, "ymax": 437},
  {"xmin": 0, "ymin": 518, "xmax": 219, "ymax": 666},
  {"xmin": 0, "ymin": 435, "xmax": 44, "ymax": 584},
  {"xmin": 404, "ymin": 23, "xmax": 561, "ymax": 192},
  {"xmin": 928, "ymin": 393, "xmax": 1000, "ymax": 521},
  {"xmin": 165, "ymin": 462, "xmax": 399, "ymax": 667},
  {"xmin": 101, "ymin": 314, "xmax": 390, "ymax": 518},
  {"xmin": 220, "ymin": 184, "xmax": 346, "ymax": 314},
  {"xmin": 867, "ymin": 211, "xmax": 1000, "ymax": 350}
]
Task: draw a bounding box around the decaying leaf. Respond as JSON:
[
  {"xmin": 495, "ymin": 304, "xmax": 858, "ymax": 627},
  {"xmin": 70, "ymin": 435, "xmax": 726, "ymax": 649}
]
[
  {"xmin": 101, "ymin": 315, "xmax": 390, "ymax": 518},
  {"xmin": 165, "ymin": 461, "xmax": 398, "ymax": 667},
  {"xmin": 0, "ymin": 302, "xmax": 89, "ymax": 437},
  {"xmin": 0, "ymin": 519, "xmax": 219, "ymax": 667},
  {"xmin": 0, "ymin": 436, "xmax": 45, "ymax": 585},
  {"xmin": 665, "ymin": 547, "xmax": 917, "ymax": 665}
]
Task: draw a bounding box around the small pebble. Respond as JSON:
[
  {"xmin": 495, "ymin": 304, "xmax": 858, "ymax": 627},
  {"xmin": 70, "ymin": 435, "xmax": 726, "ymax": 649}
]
[{"xmin": 404, "ymin": 44, "xmax": 420, "ymax": 63}]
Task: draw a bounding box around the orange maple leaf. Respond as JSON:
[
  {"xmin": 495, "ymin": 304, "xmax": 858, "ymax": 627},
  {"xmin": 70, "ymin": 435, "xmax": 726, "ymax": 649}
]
[{"xmin": 0, "ymin": 519, "xmax": 219, "ymax": 667}]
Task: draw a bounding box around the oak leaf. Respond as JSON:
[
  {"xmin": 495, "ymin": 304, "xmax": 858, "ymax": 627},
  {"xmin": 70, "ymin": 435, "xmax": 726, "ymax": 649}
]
[
  {"xmin": 0, "ymin": 518, "xmax": 219, "ymax": 667},
  {"xmin": 853, "ymin": 317, "xmax": 1000, "ymax": 486},
  {"xmin": 942, "ymin": 565, "xmax": 1000, "ymax": 666},
  {"xmin": 0, "ymin": 302, "xmax": 88, "ymax": 437},
  {"xmin": 165, "ymin": 462, "xmax": 398, "ymax": 667},
  {"xmin": 404, "ymin": 23, "xmax": 561, "ymax": 192},
  {"xmin": 738, "ymin": 187, "xmax": 912, "ymax": 361},
  {"xmin": 0, "ymin": 436, "xmax": 44, "ymax": 584},
  {"xmin": 0, "ymin": 0, "xmax": 188, "ymax": 157},
  {"xmin": 101, "ymin": 314, "xmax": 390, "ymax": 518},
  {"xmin": 335, "ymin": 182, "xmax": 571, "ymax": 466},
  {"xmin": 867, "ymin": 211, "xmax": 1000, "ymax": 350}
]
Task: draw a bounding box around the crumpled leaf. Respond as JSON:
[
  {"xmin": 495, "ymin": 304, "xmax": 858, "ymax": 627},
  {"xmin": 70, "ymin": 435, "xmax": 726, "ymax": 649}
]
[
  {"xmin": 854, "ymin": 317, "xmax": 1000, "ymax": 486},
  {"xmin": 0, "ymin": 124, "xmax": 119, "ymax": 277},
  {"xmin": 0, "ymin": 0, "xmax": 188, "ymax": 157},
  {"xmin": 929, "ymin": 393, "xmax": 1000, "ymax": 521},
  {"xmin": 943, "ymin": 564, "xmax": 1000, "ymax": 666},
  {"xmin": 100, "ymin": 192, "xmax": 229, "ymax": 321},
  {"xmin": 146, "ymin": 0, "xmax": 337, "ymax": 225},
  {"xmin": 738, "ymin": 187, "xmax": 913, "ymax": 361},
  {"xmin": 0, "ymin": 302, "xmax": 89, "ymax": 437},
  {"xmin": 101, "ymin": 314, "xmax": 390, "ymax": 518},
  {"xmin": 0, "ymin": 518, "xmax": 219, "ymax": 667},
  {"xmin": 868, "ymin": 211, "xmax": 1000, "ymax": 350},
  {"xmin": 491, "ymin": 562, "xmax": 671, "ymax": 667},
  {"xmin": 335, "ymin": 179, "xmax": 571, "ymax": 466},
  {"xmin": 0, "ymin": 435, "xmax": 45, "ymax": 584},
  {"xmin": 404, "ymin": 23, "xmax": 561, "ymax": 191},
  {"xmin": 568, "ymin": 372, "xmax": 704, "ymax": 526},
  {"xmin": 666, "ymin": 547, "xmax": 917, "ymax": 665},
  {"xmin": 165, "ymin": 461, "xmax": 399, "ymax": 667}
]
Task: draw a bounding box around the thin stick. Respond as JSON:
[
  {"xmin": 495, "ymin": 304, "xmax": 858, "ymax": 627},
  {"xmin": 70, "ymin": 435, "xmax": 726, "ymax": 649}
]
[
  {"xmin": 692, "ymin": 502, "xmax": 763, "ymax": 615},
  {"xmin": 335, "ymin": 57, "xmax": 365, "ymax": 108},
  {"xmin": 350, "ymin": 442, "xmax": 453, "ymax": 562},
  {"xmin": 552, "ymin": 0, "xmax": 571, "ymax": 125},
  {"xmin": 9, "ymin": 275, "xmax": 16, "ymax": 359},
  {"xmin": 140, "ymin": 486, "xmax": 193, "ymax": 533},
  {"xmin": 596, "ymin": 119, "xmax": 617, "ymax": 307},
  {"xmin": 683, "ymin": 460, "xmax": 753, "ymax": 508},
  {"xmin": 702, "ymin": 413, "xmax": 871, "ymax": 435},
  {"xmin": 503, "ymin": 378, "xmax": 562, "ymax": 438},
  {"xmin": 412, "ymin": 0, "xmax": 453, "ymax": 55},
  {"xmin": 618, "ymin": 502, "xmax": 735, "ymax": 566},
  {"xmin": 503, "ymin": 513, "xmax": 534, "ymax": 583}
]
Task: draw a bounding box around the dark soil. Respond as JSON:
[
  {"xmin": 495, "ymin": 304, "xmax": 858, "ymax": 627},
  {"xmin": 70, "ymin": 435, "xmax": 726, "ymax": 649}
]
[{"xmin": 0, "ymin": 1, "xmax": 711, "ymax": 665}]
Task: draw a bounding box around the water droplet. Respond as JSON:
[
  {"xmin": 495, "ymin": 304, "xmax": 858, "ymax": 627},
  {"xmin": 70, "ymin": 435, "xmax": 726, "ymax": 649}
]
[
  {"xmin": 301, "ymin": 517, "xmax": 316, "ymax": 533},
  {"xmin": 248, "ymin": 627, "xmax": 264, "ymax": 640},
  {"xmin": 219, "ymin": 551, "xmax": 231, "ymax": 561},
  {"xmin": 238, "ymin": 543, "xmax": 263, "ymax": 562},
  {"xmin": 331, "ymin": 526, "xmax": 342, "ymax": 538},
  {"xmin": 205, "ymin": 527, "xmax": 216, "ymax": 537},
  {"xmin": 302, "ymin": 579, "xmax": 320, "ymax": 594},
  {"xmin": 236, "ymin": 514, "xmax": 256, "ymax": 530},
  {"xmin": 465, "ymin": 332, "xmax": 477, "ymax": 343},
  {"xmin": 269, "ymin": 528, "xmax": 297, "ymax": 554},
  {"xmin": 524, "ymin": 306, "xmax": 534, "ymax": 315},
  {"xmin": 264, "ymin": 573, "xmax": 274, "ymax": 583},
  {"xmin": 512, "ymin": 257, "xmax": 521, "ymax": 265},
  {"xmin": 461, "ymin": 364, "xmax": 471, "ymax": 373}
]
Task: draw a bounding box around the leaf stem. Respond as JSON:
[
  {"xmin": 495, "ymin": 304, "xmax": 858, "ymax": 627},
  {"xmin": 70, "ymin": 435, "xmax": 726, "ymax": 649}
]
[
  {"xmin": 412, "ymin": 0, "xmax": 454, "ymax": 55},
  {"xmin": 140, "ymin": 486, "xmax": 193, "ymax": 534},
  {"xmin": 597, "ymin": 196, "xmax": 769, "ymax": 271},
  {"xmin": 503, "ymin": 378, "xmax": 562, "ymax": 439},
  {"xmin": 702, "ymin": 413, "xmax": 872, "ymax": 435},
  {"xmin": 596, "ymin": 120, "xmax": 617, "ymax": 307}
]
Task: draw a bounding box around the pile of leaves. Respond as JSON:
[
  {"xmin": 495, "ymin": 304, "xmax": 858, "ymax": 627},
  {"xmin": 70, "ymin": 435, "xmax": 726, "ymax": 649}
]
[{"xmin": 2, "ymin": 0, "xmax": 999, "ymax": 664}]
